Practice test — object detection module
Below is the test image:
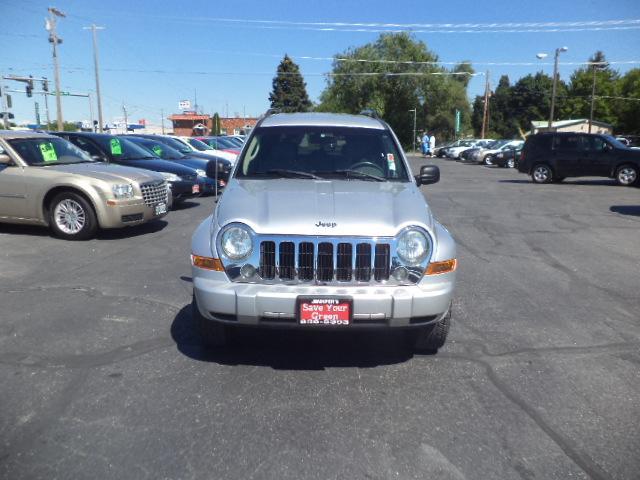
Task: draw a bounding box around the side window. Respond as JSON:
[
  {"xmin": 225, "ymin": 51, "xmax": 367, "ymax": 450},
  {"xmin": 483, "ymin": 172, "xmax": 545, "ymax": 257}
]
[
  {"xmin": 589, "ymin": 136, "xmax": 607, "ymax": 152},
  {"xmin": 553, "ymin": 135, "xmax": 580, "ymax": 151}
]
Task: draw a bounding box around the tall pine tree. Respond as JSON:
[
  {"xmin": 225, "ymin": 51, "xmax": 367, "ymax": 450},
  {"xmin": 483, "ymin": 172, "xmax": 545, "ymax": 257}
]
[{"xmin": 269, "ymin": 55, "xmax": 312, "ymax": 113}]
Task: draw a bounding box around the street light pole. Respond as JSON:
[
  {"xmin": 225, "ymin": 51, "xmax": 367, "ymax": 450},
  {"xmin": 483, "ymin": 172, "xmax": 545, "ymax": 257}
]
[
  {"xmin": 588, "ymin": 63, "xmax": 597, "ymax": 133},
  {"xmin": 84, "ymin": 24, "xmax": 105, "ymax": 132},
  {"xmin": 548, "ymin": 46, "xmax": 568, "ymax": 130},
  {"xmin": 409, "ymin": 108, "xmax": 417, "ymax": 153},
  {"xmin": 46, "ymin": 7, "xmax": 66, "ymax": 131}
]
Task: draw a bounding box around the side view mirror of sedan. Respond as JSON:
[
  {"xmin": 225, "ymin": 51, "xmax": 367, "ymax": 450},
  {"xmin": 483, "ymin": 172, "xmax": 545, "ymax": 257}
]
[
  {"xmin": 0, "ymin": 153, "xmax": 14, "ymax": 165},
  {"xmin": 206, "ymin": 159, "xmax": 231, "ymax": 182},
  {"xmin": 416, "ymin": 165, "xmax": 440, "ymax": 186}
]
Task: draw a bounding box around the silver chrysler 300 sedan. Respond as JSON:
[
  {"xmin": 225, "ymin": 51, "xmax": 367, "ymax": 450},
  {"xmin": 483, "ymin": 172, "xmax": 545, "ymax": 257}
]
[
  {"xmin": 0, "ymin": 131, "xmax": 169, "ymax": 240},
  {"xmin": 191, "ymin": 112, "xmax": 457, "ymax": 352}
]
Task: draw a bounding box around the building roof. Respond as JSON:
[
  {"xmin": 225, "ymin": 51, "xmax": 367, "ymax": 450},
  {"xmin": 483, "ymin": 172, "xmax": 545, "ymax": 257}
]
[
  {"xmin": 531, "ymin": 118, "xmax": 613, "ymax": 129},
  {"xmin": 261, "ymin": 112, "xmax": 385, "ymax": 129},
  {"xmin": 168, "ymin": 114, "xmax": 210, "ymax": 121}
]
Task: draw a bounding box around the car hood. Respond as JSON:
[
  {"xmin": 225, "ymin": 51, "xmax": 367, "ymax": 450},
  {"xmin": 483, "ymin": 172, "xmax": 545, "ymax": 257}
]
[
  {"xmin": 118, "ymin": 158, "xmax": 196, "ymax": 176},
  {"xmin": 215, "ymin": 179, "xmax": 434, "ymax": 237},
  {"xmin": 47, "ymin": 162, "xmax": 164, "ymax": 183}
]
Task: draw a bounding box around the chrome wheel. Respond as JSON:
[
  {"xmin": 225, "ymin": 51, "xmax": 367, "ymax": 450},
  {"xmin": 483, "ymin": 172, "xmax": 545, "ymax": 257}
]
[
  {"xmin": 507, "ymin": 158, "xmax": 515, "ymax": 168},
  {"xmin": 532, "ymin": 165, "xmax": 551, "ymax": 183},
  {"xmin": 617, "ymin": 166, "xmax": 637, "ymax": 185},
  {"xmin": 53, "ymin": 199, "xmax": 86, "ymax": 235}
]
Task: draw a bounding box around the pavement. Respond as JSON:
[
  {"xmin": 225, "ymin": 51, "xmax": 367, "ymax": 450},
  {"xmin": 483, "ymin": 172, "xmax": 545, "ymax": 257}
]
[{"xmin": 1, "ymin": 157, "xmax": 639, "ymax": 480}]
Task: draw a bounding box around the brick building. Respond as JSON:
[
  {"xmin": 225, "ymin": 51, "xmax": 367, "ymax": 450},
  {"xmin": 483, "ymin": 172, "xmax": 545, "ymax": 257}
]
[{"xmin": 168, "ymin": 113, "xmax": 258, "ymax": 137}]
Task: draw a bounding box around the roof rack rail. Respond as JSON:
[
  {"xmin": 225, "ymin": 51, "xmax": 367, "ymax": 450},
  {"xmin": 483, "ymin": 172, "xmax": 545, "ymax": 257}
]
[{"xmin": 359, "ymin": 109, "xmax": 381, "ymax": 119}]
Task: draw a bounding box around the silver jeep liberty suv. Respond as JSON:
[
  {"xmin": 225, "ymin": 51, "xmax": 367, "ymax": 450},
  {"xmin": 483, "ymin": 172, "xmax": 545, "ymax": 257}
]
[{"xmin": 191, "ymin": 112, "xmax": 457, "ymax": 352}]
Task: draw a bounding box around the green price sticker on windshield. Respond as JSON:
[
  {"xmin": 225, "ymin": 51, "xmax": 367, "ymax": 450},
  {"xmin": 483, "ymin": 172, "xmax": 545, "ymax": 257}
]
[
  {"xmin": 110, "ymin": 138, "xmax": 122, "ymax": 155},
  {"xmin": 39, "ymin": 142, "xmax": 58, "ymax": 162},
  {"xmin": 152, "ymin": 146, "xmax": 163, "ymax": 156}
]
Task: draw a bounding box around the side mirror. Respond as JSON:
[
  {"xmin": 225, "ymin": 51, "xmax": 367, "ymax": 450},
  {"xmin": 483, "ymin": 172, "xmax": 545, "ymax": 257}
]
[
  {"xmin": 416, "ymin": 165, "xmax": 440, "ymax": 186},
  {"xmin": 0, "ymin": 153, "xmax": 13, "ymax": 166},
  {"xmin": 206, "ymin": 159, "xmax": 231, "ymax": 182}
]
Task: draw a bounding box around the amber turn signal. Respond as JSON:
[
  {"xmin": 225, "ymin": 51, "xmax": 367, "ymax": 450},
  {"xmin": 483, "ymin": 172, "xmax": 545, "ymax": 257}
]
[
  {"xmin": 191, "ymin": 255, "xmax": 224, "ymax": 271},
  {"xmin": 425, "ymin": 259, "xmax": 457, "ymax": 275}
]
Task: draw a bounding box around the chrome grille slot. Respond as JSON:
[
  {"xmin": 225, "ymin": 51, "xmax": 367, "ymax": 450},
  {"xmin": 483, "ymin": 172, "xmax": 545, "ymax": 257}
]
[
  {"xmin": 316, "ymin": 242, "xmax": 334, "ymax": 282},
  {"xmin": 336, "ymin": 243, "xmax": 353, "ymax": 281},
  {"xmin": 259, "ymin": 241, "xmax": 276, "ymax": 279},
  {"xmin": 278, "ymin": 242, "xmax": 295, "ymax": 280},
  {"xmin": 374, "ymin": 244, "xmax": 391, "ymax": 281},
  {"xmin": 355, "ymin": 243, "xmax": 372, "ymax": 282},
  {"xmin": 298, "ymin": 242, "xmax": 314, "ymax": 281},
  {"xmin": 139, "ymin": 180, "xmax": 168, "ymax": 207}
]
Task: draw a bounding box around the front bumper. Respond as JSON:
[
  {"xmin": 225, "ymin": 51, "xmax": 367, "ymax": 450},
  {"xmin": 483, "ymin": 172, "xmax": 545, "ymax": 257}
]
[
  {"xmin": 98, "ymin": 198, "xmax": 168, "ymax": 229},
  {"xmin": 170, "ymin": 180, "xmax": 200, "ymax": 201},
  {"xmin": 192, "ymin": 268, "xmax": 455, "ymax": 329}
]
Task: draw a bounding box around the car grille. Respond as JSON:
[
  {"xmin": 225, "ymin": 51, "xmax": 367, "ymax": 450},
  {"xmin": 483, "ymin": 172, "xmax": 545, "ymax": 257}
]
[
  {"xmin": 140, "ymin": 180, "xmax": 168, "ymax": 206},
  {"xmin": 258, "ymin": 240, "xmax": 391, "ymax": 284}
]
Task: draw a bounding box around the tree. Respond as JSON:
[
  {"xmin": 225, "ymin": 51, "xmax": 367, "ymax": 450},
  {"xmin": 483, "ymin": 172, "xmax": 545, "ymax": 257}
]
[
  {"xmin": 269, "ymin": 55, "xmax": 312, "ymax": 113},
  {"xmin": 211, "ymin": 113, "xmax": 221, "ymax": 135},
  {"xmin": 561, "ymin": 51, "xmax": 619, "ymax": 125},
  {"xmin": 509, "ymin": 72, "xmax": 566, "ymax": 132},
  {"xmin": 318, "ymin": 33, "xmax": 473, "ymax": 146},
  {"xmin": 617, "ymin": 68, "xmax": 640, "ymax": 134}
]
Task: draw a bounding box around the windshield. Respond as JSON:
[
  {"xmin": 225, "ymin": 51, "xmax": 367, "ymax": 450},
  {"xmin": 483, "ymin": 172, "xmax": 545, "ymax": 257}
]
[
  {"xmin": 160, "ymin": 136, "xmax": 197, "ymax": 154},
  {"xmin": 93, "ymin": 136, "xmax": 157, "ymax": 160},
  {"xmin": 237, "ymin": 126, "xmax": 409, "ymax": 182},
  {"xmin": 130, "ymin": 138, "xmax": 184, "ymax": 159},
  {"xmin": 602, "ymin": 135, "xmax": 629, "ymax": 149},
  {"xmin": 8, "ymin": 137, "xmax": 94, "ymax": 166},
  {"xmin": 188, "ymin": 138, "xmax": 214, "ymax": 151}
]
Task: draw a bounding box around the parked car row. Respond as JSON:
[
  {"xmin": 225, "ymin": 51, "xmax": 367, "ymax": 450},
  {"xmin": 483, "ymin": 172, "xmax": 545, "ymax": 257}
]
[{"xmin": 0, "ymin": 130, "xmax": 242, "ymax": 240}]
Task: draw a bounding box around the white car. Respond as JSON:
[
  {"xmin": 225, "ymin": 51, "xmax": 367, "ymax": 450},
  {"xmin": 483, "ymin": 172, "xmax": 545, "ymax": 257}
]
[
  {"xmin": 444, "ymin": 140, "xmax": 479, "ymax": 159},
  {"xmin": 174, "ymin": 136, "xmax": 238, "ymax": 164}
]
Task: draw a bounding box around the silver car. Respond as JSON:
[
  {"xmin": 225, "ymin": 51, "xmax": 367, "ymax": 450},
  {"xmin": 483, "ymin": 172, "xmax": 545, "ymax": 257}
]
[
  {"xmin": 0, "ymin": 131, "xmax": 169, "ymax": 240},
  {"xmin": 191, "ymin": 112, "xmax": 457, "ymax": 352}
]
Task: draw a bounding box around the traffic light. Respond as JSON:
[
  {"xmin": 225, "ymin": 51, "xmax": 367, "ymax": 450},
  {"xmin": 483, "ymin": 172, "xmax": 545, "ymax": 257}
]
[
  {"xmin": 42, "ymin": 78, "xmax": 49, "ymax": 92},
  {"xmin": 26, "ymin": 75, "xmax": 34, "ymax": 98}
]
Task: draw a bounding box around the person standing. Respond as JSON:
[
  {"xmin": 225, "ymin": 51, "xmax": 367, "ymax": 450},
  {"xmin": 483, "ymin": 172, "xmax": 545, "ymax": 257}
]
[
  {"xmin": 421, "ymin": 132, "xmax": 430, "ymax": 156},
  {"xmin": 429, "ymin": 134, "xmax": 436, "ymax": 157}
]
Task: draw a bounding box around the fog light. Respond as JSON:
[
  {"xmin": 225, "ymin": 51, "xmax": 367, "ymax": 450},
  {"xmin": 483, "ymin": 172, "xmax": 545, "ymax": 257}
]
[
  {"xmin": 240, "ymin": 264, "xmax": 256, "ymax": 278},
  {"xmin": 393, "ymin": 266, "xmax": 409, "ymax": 281}
]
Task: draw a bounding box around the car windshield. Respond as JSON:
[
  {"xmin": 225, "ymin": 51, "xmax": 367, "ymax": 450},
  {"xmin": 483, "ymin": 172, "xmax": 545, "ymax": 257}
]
[
  {"xmin": 237, "ymin": 126, "xmax": 409, "ymax": 182},
  {"xmin": 602, "ymin": 135, "xmax": 629, "ymax": 149},
  {"xmin": 487, "ymin": 140, "xmax": 507, "ymax": 149},
  {"xmin": 8, "ymin": 137, "xmax": 94, "ymax": 166},
  {"xmin": 130, "ymin": 138, "xmax": 184, "ymax": 159},
  {"xmin": 93, "ymin": 136, "xmax": 157, "ymax": 160},
  {"xmin": 157, "ymin": 136, "xmax": 194, "ymax": 154},
  {"xmin": 214, "ymin": 137, "xmax": 238, "ymax": 149},
  {"xmin": 188, "ymin": 138, "xmax": 214, "ymax": 151}
]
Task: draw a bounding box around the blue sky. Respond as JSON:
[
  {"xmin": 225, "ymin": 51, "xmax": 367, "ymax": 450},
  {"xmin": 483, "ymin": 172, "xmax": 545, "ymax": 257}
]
[{"xmin": 2, "ymin": 0, "xmax": 639, "ymax": 126}]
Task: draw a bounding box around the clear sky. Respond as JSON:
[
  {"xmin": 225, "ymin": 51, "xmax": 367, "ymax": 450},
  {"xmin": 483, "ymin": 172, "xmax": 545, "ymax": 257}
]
[{"xmin": 2, "ymin": 0, "xmax": 639, "ymax": 127}]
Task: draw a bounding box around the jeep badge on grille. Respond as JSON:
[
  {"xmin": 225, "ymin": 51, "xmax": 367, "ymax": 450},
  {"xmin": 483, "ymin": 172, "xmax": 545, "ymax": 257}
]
[{"xmin": 315, "ymin": 221, "xmax": 337, "ymax": 228}]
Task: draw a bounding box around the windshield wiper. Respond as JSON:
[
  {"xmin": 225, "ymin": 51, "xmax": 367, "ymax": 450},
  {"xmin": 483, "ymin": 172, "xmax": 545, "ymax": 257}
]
[
  {"xmin": 333, "ymin": 169, "xmax": 386, "ymax": 182},
  {"xmin": 265, "ymin": 169, "xmax": 322, "ymax": 179}
]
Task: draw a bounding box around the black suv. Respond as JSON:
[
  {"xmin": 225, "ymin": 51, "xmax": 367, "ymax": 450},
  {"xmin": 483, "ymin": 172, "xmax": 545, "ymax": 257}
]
[{"xmin": 518, "ymin": 132, "xmax": 639, "ymax": 186}]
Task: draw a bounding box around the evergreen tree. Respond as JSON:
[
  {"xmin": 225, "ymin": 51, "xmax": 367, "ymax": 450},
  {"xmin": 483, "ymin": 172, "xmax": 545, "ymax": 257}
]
[
  {"xmin": 269, "ymin": 55, "xmax": 312, "ymax": 113},
  {"xmin": 211, "ymin": 113, "xmax": 221, "ymax": 135}
]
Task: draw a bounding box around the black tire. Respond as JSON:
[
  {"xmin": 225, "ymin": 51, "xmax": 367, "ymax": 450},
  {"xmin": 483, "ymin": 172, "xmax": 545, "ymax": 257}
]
[
  {"xmin": 531, "ymin": 164, "xmax": 553, "ymax": 184},
  {"xmin": 615, "ymin": 164, "xmax": 639, "ymax": 186},
  {"xmin": 553, "ymin": 177, "xmax": 565, "ymax": 183},
  {"xmin": 410, "ymin": 309, "xmax": 451, "ymax": 353},
  {"xmin": 48, "ymin": 191, "xmax": 98, "ymax": 240},
  {"xmin": 482, "ymin": 155, "xmax": 491, "ymax": 165},
  {"xmin": 193, "ymin": 295, "xmax": 227, "ymax": 348}
]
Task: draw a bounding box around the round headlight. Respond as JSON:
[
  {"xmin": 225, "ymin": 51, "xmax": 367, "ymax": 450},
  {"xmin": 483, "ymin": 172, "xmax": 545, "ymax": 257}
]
[
  {"xmin": 220, "ymin": 226, "xmax": 252, "ymax": 260},
  {"xmin": 396, "ymin": 229, "xmax": 429, "ymax": 265}
]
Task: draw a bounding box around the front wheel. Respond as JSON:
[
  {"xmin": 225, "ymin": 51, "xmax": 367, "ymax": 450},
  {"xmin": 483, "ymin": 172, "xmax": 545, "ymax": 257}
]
[
  {"xmin": 49, "ymin": 192, "xmax": 98, "ymax": 240},
  {"xmin": 531, "ymin": 164, "xmax": 553, "ymax": 184},
  {"xmin": 409, "ymin": 309, "xmax": 451, "ymax": 353},
  {"xmin": 506, "ymin": 158, "xmax": 515, "ymax": 169},
  {"xmin": 615, "ymin": 165, "xmax": 638, "ymax": 186}
]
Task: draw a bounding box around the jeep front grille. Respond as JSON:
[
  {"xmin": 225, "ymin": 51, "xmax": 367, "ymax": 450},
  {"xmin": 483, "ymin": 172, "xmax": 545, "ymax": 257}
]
[
  {"xmin": 140, "ymin": 180, "xmax": 168, "ymax": 207},
  {"xmin": 257, "ymin": 239, "xmax": 391, "ymax": 284}
]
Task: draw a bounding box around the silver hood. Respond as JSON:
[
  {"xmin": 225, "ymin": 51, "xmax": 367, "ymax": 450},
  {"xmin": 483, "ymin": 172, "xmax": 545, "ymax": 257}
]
[
  {"xmin": 215, "ymin": 179, "xmax": 434, "ymax": 237},
  {"xmin": 49, "ymin": 162, "xmax": 164, "ymax": 184}
]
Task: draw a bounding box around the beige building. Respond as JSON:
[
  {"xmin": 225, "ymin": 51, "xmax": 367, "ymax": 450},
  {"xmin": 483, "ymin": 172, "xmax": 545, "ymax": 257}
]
[{"xmin": 530, "ymin": 119, "xmax": 613, "ymax": 135}]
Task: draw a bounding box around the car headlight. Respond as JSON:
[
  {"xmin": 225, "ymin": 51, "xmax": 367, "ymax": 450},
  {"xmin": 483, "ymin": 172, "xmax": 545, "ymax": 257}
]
[
  {"xmin": 160, "ymin": 172, "xmax": 180, "ymax": 182},
  {"xmin": 396, "ymin": 229, "xmax": 429, "ymax": 266},
  {"xmin": 220, "ymin": 225, "xmax": 253, "ymax": 260},
  {"xmin": 112, "ymin": 184, "xmax": 134, "ymax": 199},
  {"xmin": 195, "ymin": 169, "xmax": 206, "ymax": 177}
]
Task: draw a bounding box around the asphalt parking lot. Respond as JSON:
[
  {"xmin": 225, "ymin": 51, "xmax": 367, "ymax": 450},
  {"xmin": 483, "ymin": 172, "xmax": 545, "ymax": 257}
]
[{"xmin": 1, "ymin": 157, "xmax": 639, "ymax": 480}]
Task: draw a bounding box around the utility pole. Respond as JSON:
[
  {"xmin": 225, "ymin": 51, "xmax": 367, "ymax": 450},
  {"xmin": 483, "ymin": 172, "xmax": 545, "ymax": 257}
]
[
  {"xmin": 481, "ymin": 70, "xmax": 490, "ymax": 139},
  {"xmin": 0, "ymin": 72, "xmax": 8, "ymax": 129},
  {"xmin": 83, "ymin": 24, "xmax": 105, "ymax": 132},
  {"xmin": 588, "ymin": 63, "xmax": 597, "ymax": 134},
  {"xmin": 46, "ymin": 7, "xmax": 66, "ymax": 131},
  {"xmin": 122, "ymin": 104, "xmax": 128, "ymax": 134},
  {"xmin": 548, "ymin": 46, "xmax": 568, "ymax": 129},
  {"xmin": 408, "ymin": 108, "xmax": 417, "ymax": 153},
  {"xmin": 160, "ymin": 108, "xmax": 165, "ymax": 134}
]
